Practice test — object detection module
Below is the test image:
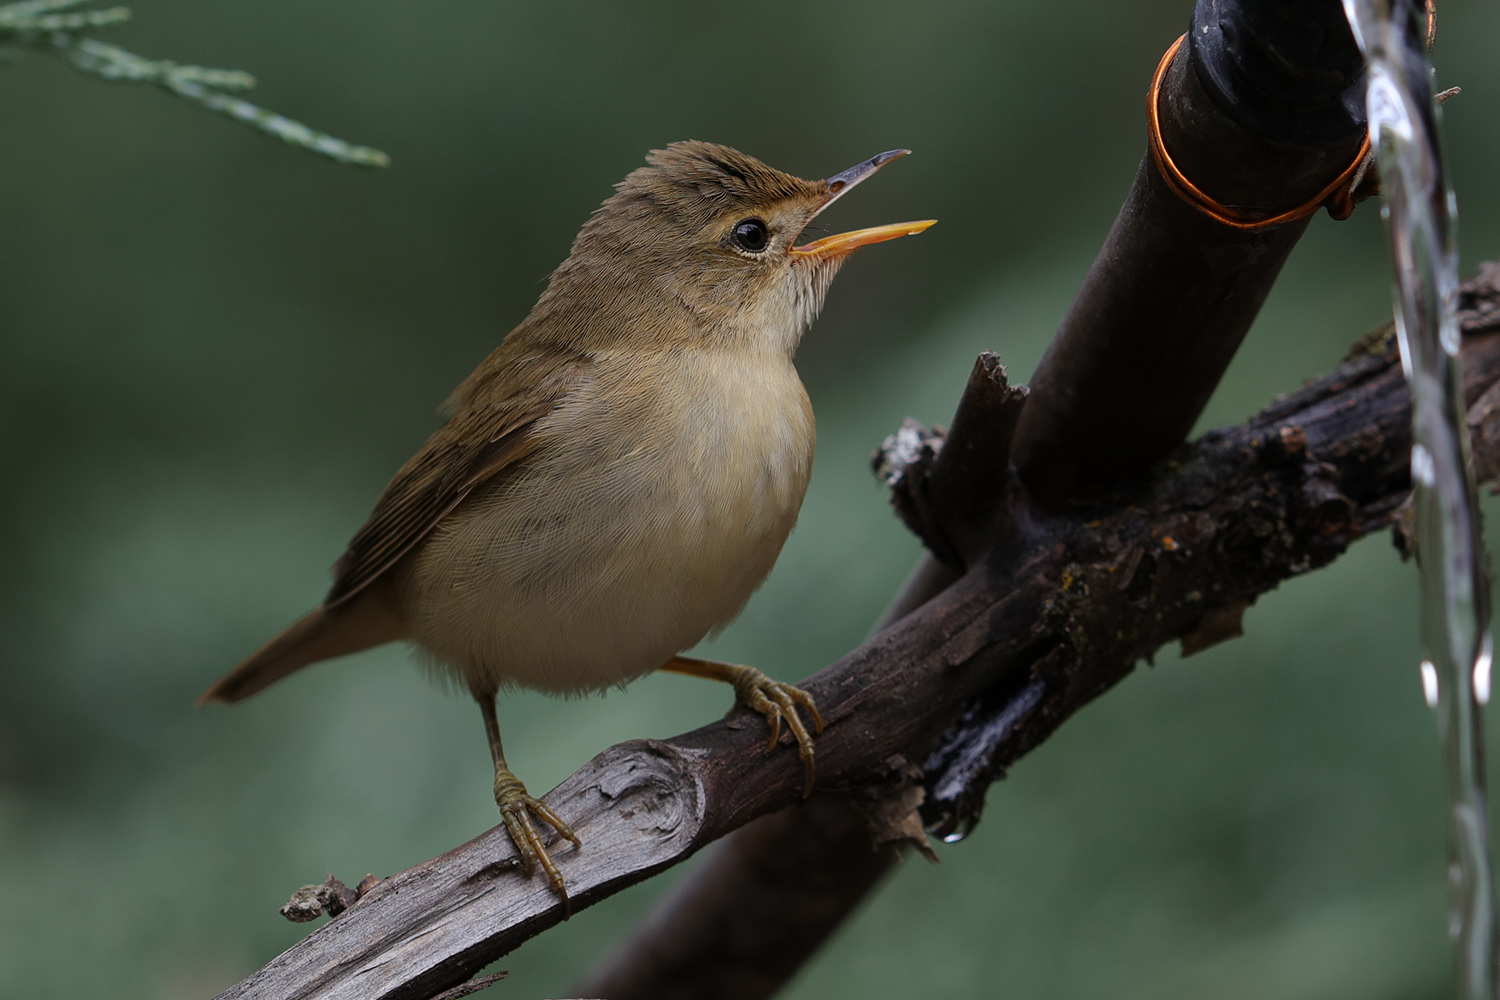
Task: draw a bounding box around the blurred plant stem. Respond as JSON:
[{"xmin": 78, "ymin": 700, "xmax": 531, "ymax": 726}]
[{"xmin": 0, "ymin": 0, "xmax": 389, "ymax": 167}]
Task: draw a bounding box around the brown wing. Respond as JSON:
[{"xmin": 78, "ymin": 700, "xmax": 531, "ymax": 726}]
[{"xmin": 323, "ymin": 348, "xmax": 585, "ymax": 607}]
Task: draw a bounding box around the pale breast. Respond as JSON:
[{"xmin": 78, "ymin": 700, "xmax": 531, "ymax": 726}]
[{"xmin": 396, "ymin": 349, "xmax": 815, "ymax": 695}]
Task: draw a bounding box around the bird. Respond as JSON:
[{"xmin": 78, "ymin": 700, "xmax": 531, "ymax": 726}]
[{"xmin": 199, "ymin": 140, "xmax": 933, "ymax": 905}]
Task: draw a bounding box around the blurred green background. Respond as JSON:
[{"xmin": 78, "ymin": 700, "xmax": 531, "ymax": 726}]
[{"xmin": 4, "ymin": 1, "xmax": 1500, "ymax": 997}]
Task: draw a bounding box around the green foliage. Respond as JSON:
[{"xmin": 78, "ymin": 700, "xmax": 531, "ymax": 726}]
[{"xmin": 0, "ymin": 0, "xmax": 389, "ymax": 167}]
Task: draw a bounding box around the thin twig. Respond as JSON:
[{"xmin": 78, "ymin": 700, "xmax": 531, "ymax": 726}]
[{"xmin": 0, "ymin": 1, "xmax": 389, "ymax": 167}]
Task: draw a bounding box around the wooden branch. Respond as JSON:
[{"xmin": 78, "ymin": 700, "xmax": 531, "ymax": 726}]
[
  {"xmin": 577, "ymin": 794, "xmax": 899, "ymax": 1000},
  {"xmin": 218, "ymin": 268, "xmax": 1500, "ymax": 1000},
  {"xmin": 575, "ymin": 558, "xmax": 959, "ymax": 1000},
  {"xmin": 877, "ymin": 352, "xmax": 1029, "ymax": 567}
]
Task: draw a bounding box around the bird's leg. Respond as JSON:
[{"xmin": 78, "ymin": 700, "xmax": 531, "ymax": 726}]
[
  {"xmin": 473, "ymin": 690, "xmax": 581, "ymax": 908},
  {"xmin": 658, "ymin": 656, "xmax": 825, "ymax": 797}
]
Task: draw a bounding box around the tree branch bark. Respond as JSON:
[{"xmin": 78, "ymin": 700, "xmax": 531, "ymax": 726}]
[{"xmin": 215, "ymin": 267, "xmax": 1500, "ymax": 1000}]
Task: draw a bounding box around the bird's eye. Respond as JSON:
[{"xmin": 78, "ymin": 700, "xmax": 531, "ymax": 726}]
[{"xmin": 731, "ymin": 218, "xmax": 770, "ymax": 253}]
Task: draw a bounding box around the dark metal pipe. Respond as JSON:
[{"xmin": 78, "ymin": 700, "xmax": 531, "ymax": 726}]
[{"xmin": 1010, "ymin": 0, "xmax": 1367, "ymax": 505}]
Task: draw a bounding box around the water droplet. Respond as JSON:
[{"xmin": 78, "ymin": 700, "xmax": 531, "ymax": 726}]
[
  {"xmin": 1367, "ymin": 71, "xmax": 1415, "ymax": 142},
  {"xmin": 1476, "ymin": 636, "xmax": 1493, "ymax": 706},
  {"xmin": 1412, "ymin": 443, "xmax": 1436, "ymax": 487},
  {"xmin": 1441, "ymin": 319, "xmax": 1462, "ymax": 356},
  {"xmin": 1422, "ymin": 660, "xmax": 1441, "ymax": 708}
]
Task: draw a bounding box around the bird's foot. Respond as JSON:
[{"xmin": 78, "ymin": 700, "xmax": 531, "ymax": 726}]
[
  {"xmin": 493, "ymin": 767, "xmax": 581, "ymax": 909},
  {"xmin": 725, "ymin": 664, "xmax": 825, "ymax": 798}
]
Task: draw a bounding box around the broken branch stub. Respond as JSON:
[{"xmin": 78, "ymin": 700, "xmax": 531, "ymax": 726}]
[{"xmin": 874, "ymin": 352, "xmax": 1028, "ymax": 568}]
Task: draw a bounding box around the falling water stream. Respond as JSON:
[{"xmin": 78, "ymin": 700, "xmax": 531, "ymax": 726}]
[{"xmin": 1342, "ymin": 1, "xmax": 1497, "ymax": 993}]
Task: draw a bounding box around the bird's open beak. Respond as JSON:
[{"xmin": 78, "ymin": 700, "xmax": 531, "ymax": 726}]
[
  {"xmin": 791, "ymin": 149, "xmax": 935, "ymax": 259},
  {"xmin": 791, "ymin": 219, "xmax": 936, "ymax": 259}
]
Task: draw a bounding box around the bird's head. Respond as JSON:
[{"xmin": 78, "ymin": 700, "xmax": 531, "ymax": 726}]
[{"xmin": 552, "ymin": 141, "xmax": 933, "ymax": 356}]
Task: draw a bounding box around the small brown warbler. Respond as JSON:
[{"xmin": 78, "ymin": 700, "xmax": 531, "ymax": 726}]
[{"xmin": 200, "ymin": 141, "xmax": 933, "ymax": 903}]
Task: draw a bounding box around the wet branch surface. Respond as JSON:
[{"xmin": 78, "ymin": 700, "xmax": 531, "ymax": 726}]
[{"xmin": 216, "ymin": 269, "xmax": 1500, "ymax": 1000}]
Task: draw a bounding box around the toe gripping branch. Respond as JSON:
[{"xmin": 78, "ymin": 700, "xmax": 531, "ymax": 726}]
[
  {"xmin": 493, "ymin": 768, "xmax": 580, "ymax": 910},
  {"xmin": 728, "ymin": 665, "xmax": 825, "ymax": 798},
  {"xmin": 660, "ymin": 656, "xmax": 824, "ymax": 798}
]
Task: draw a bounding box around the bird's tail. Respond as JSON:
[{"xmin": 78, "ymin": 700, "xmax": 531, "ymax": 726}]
[{"xmin": 197, "ymin": 594, "xmax": 406, "ymax": 706}]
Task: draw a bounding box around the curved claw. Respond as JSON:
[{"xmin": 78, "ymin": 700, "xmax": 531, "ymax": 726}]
[
  {"xmin": 794, "ymin": 688, "xmax": 826, "ymax": 734},
  {"xmin": 494, "ymin": 769, "xmax": 579, "ymax": 915},
  {"xmin": 762, "ymin": 701, "xmax": 784, "ymax": 750},
  {"xmin": 728, "ymin": 666, "xmax": 823, "ymax": 799}
]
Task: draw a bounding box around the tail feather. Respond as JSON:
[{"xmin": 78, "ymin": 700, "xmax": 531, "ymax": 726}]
[{"xmin": 198, "ymin": 594, "xmax": 405, "ymax": 706}]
